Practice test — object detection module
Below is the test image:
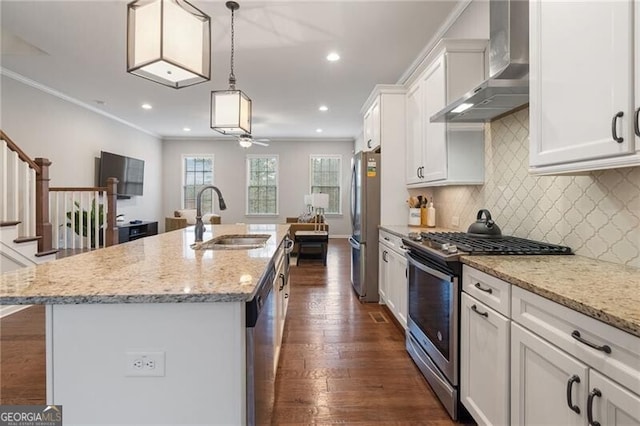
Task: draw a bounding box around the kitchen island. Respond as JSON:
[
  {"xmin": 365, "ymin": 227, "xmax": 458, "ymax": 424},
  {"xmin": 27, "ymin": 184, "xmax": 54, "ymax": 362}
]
[{"xmin": 0, "ymin": 224, "xmax": 291, "ymax": 425}]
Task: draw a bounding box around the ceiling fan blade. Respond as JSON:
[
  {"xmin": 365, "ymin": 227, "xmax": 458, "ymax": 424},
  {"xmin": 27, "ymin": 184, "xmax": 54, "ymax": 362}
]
[{"xmin": 252, "ymin": 141, "xmax": 269, "ymax": 146}]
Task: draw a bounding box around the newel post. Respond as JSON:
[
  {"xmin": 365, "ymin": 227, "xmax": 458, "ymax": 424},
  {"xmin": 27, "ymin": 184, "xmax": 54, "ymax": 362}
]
[
  {"xmin": 105, "ymin": 177, "xmax": 119, "ymax": 246},
  {"xmin": 34, "ymin": 158, "xmax": 52, "ymax": 253}
]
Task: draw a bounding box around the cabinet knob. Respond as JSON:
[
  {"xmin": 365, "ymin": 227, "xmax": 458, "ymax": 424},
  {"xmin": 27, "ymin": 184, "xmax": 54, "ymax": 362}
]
[{"xmin": 611, "ymin": 111, "xmax": 624, "ymax": 143}]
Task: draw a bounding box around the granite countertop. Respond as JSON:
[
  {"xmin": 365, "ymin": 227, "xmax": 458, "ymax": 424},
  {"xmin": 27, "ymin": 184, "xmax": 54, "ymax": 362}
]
[
  {"xmin": 0, "ymin": 224, "xmax": 290, "ymax": 304},
  {"xmin": 379, "ymin": 225, "xmax": 640, "ymax": 339}
]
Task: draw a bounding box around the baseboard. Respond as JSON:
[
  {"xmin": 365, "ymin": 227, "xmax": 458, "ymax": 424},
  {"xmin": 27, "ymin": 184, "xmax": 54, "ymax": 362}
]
[{"xmin": 0, "ymin": 305, "xmax": 31, "ymax": 319}]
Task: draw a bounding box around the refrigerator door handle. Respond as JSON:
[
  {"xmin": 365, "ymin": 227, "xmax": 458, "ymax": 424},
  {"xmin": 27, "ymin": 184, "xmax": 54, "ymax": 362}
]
[
  {"xmin": 348, "ymin": 236, "xmax": 360, "ymax": 249},
  {"xmin": 350, "ymin": 163, "xmax": 357, "ymax": 230}
]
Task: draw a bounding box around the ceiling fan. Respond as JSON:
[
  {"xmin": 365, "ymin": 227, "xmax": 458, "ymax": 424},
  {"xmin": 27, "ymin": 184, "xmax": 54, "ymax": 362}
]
[{"xmin": 236, "ymin": 134, "xmax": 270, "ymax": 148}]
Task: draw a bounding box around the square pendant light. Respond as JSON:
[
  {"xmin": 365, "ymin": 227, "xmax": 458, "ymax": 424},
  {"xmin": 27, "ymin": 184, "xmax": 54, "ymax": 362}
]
[
  {"xmin": 210, "ymin": 89, "xmax": 252, "ymax": 135},
  {"xmin": 127, "ymin": 0, "xmax": 211, "ymax": 89}
]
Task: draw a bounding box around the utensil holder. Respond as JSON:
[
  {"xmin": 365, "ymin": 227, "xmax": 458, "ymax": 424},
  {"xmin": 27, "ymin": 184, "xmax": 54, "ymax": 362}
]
[{"xmin": 408, "ymin": 208, "xmax": 421, "ymax": 227}]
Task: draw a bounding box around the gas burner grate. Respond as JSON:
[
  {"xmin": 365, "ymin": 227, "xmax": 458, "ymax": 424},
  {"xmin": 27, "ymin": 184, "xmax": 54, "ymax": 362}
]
[{"xmin": 421, "ymin": 232, "xmax": 573, "ymax": 255}]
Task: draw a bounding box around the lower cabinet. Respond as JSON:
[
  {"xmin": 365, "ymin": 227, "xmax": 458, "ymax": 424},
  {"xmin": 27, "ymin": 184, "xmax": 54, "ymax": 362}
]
[
  {"xmin": 461, "ymin": 265, "xmax": 640, "ymax": 426},
  {"xmin": 460, "ymin": 293, "xmax": 510, "ymax": 426},
  {"xmin": 511, "ymin": 322, "xmax": 588, "ymax": 426},
  {"xmin": 378, "ymin": 230, "xmax": 408, "ymax": 328}
]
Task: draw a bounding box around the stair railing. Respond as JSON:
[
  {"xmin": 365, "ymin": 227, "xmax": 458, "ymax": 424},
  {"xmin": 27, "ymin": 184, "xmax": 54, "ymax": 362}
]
[
  {"xmin": 1, "ymin": 130, "xmax": 118, "ymax": 254},
  {"xmin": 1, "ymin": 130, "xmax": 39, "ymax": 242},
  {"xmin": 49, "ymin": 179, "xmax": 118, "ymax": 252}
]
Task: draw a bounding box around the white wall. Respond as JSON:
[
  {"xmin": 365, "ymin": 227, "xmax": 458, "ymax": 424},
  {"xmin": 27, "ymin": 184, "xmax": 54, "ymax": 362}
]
[
  {"xmin": 0, "ymin": 74, "xmax": 164, "ymax": 224},
  {"xmin": 162, "ymin": 138, "xmax": 354, "ymax": 235},
  {"xmin": 443, "ymin": 0, "xmax": 489, "ymax": 39}
]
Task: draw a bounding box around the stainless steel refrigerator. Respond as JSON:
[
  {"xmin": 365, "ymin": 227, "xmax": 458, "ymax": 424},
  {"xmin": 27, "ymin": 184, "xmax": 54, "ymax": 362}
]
[{"xmin": 348, "ymin": 151, "xmax": 381, "ymax": 302}]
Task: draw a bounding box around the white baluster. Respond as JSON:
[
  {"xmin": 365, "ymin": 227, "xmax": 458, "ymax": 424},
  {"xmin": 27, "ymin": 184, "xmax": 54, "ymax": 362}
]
[
  {"xmin": 0, "ymin": 140, "xmax": 7, "ymax": 221},
  {"xmin": 29, "ymin": 167, "xmax": 35, "ymax": 237}
]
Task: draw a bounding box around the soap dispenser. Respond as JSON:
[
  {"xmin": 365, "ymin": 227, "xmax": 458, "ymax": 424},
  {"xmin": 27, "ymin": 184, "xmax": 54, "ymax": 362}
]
[{"xmin": 427, "ymin": 198, "xmax": 436, "ymax": 228}]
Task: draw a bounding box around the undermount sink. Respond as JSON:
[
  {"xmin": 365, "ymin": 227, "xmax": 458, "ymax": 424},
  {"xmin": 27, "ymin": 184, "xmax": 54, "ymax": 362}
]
[{"xmin": 191, "ymin": 234, "xmax": 271, "ymax": 250}]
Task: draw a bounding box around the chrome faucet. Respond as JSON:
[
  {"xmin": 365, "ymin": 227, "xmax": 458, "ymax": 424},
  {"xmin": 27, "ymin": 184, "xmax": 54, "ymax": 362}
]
[{"xmin": 195, "ymin": 185, "xmax": 227, "ymax": 242}]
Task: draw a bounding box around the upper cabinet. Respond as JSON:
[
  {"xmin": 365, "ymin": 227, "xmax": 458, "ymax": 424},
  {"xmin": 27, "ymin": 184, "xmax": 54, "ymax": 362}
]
[
  {"xmin": 529, "ymin": 0, "xmax": 640, "ymax": 174},
  {"xmin": 363, "ymin": 97, "xmax": 381, "ymax": 151},
  {"xmin": 405, "ymin": 39, "xmax": 487, "ymax": 188}
]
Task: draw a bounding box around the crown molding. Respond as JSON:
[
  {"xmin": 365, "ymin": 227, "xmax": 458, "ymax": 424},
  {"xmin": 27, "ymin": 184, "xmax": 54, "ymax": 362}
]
[{"xmin": 1, "ymin": 67, "xmax": 160, "ymax": 139}]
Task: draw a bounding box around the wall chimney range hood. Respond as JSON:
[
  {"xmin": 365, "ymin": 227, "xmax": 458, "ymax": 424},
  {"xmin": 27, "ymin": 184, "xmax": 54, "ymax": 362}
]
[{"xmin": 431, "ymin": 0, "xmax": 529, "ymax": 123}]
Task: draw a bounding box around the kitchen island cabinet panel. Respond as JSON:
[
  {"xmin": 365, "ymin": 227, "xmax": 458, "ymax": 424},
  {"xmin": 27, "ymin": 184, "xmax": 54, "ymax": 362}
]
[{"xmin": 48, "ymin": 302, "xmax": 245, "ymax": 425}]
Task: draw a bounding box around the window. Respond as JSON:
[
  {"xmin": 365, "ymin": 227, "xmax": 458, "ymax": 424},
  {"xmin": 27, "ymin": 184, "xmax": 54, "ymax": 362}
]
[
  {"xmin": 309, "ymin": 155, "xmax": 342, "ymax": 214},
  {"xmin": 182, "ymin": 155, "xmax": 214, "ymax": 211},
  {"xmin": 246, "ymin": 155, "xmax": 279, "ymax": 215}
]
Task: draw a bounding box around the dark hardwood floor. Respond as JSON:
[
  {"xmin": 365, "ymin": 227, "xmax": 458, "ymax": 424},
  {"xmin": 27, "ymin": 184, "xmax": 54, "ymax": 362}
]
[
  {"xmin": 1, "ymin": 238, "xmax": 466, "ymax": 425},
  {"xmin": 273, "ymin": 239, "xmax": 463, "ymax": 425}
]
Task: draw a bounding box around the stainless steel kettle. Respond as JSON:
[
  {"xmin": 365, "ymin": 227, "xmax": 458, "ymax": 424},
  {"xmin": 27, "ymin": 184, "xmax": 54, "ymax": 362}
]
[{"xmin": 467, "ymin": 209, "xmax": 502, "ymax": 238}]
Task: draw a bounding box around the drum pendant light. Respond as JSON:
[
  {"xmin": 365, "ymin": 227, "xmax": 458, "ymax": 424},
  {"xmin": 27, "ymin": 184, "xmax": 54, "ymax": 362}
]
[
  {"xmin": 127, "ymin": 0, "xmax": 211, "ymax": 89},
  {"xmin": 210, "ymin": 1, "xmax": 252, "ymax": 135}
]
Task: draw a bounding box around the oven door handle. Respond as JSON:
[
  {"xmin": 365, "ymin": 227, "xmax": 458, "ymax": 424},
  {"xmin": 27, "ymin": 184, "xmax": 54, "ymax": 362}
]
[{"xmin": 406, "ymin": 251, "xmax": 455, "ymax": 282}]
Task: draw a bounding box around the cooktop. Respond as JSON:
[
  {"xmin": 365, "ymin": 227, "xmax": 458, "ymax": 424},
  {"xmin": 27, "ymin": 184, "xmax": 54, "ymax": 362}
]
[{"xmin": 418, "ymin": 232, "xmax": 573, "ymax": 256}]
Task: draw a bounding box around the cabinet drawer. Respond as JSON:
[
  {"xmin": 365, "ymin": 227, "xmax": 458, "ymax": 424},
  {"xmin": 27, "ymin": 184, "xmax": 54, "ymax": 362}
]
[
  {"xmin": 379, "ymin": 230, "xmax": 404, "ymax": 252},
  {"xmin": 512, "ymin": 286, "xmax": 640, "ymax": 395},
  {"xmin": 463, "ymin": 266, "xmax": 511, "ymax": 317}
]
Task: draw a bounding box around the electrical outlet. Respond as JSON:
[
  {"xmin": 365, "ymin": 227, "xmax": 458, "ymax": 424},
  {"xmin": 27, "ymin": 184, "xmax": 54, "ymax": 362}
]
[
  {"xmin": 125, "ymin": 351, "xmax": 165, "ymax": 377},
  {"xmin": 451, "ymin": 216, "xmax": 460, "ymax": 228}
]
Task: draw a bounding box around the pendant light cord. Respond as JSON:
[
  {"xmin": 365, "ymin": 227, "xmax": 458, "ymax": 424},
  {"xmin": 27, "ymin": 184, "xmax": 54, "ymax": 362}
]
[{"xmin": 228, "ymin": 5, "xmax": 236, "ymax": 89}]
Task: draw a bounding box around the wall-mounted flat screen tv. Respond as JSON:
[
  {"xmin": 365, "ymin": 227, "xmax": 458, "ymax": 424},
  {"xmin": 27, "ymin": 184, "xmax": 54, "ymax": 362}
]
[{"xmin": 98, "ymin": 151, "xmax": 144, "ymax": 197}]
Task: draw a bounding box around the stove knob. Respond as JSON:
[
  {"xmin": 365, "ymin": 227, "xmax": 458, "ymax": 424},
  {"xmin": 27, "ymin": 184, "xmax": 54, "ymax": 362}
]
[{"xmin": 448, "ymin": 245, "xmax": 458, "ymax": 254}]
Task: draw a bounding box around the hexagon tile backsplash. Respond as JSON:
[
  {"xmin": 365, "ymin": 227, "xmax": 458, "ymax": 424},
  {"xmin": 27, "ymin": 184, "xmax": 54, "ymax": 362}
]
[{"xmin": 432, "ymin": 108, "xmax": 640, "ymax": 268}]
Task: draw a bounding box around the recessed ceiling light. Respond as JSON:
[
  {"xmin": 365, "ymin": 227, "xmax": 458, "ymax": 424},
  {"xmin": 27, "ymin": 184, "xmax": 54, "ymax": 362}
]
[
  {"xmin": 141, "ymin": 103, "xmax": 152, "ymax": 110},
  {"xmin": 316, "ymin": 128, "xmax": 323, "ymax": 133},
  {"xmin": 183, "ymin": 127, "xmax": 191, "ymax": 132},
  {"xmin": 318, "ymin": 105, "xmax": 329, "ymax": 112},
  {"xmin": 326, "ymin": 52, "xmax": 340, "ymax": 62}
]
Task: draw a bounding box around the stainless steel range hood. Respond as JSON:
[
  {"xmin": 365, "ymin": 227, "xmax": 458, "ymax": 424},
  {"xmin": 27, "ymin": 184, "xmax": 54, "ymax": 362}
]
[{"xmin": 431, "ymin": 0, "xmax": 529, "ymax": 123}]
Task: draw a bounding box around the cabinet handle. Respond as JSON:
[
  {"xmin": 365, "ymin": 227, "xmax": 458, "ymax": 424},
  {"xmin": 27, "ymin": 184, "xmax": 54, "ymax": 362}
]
[
  {"xmin": 635, "ymin": 107, "xmax": 640, "ymax": 137},
  {"xmin": 284, "ymin": 293, "xmax": 289, "ymax": 299},
  {"xmin": 383, "ymin": 250, "xmax": 388, "ymax": 262},
  {"xmin": 367, "ymin": 139, "xmax": 372, "ymax": 148},
  {"xmin": 566, "ymin": 375, "xmax": 581, "ymax": 414},
  {"xmin": 571, "ymin": 330, "xmax": 612, "ymax": 354},
  {"xmin": 278, "ymin": 273, "xmax": 286, "ymax": 291},
  {"xmin": 474, "ymin": 282, "xmax": 493, "ymax": 294},
  {"xmin": 416, "ymin": 167, "xmax": 421, "ymax": 179},
  {"xmin": 587, "ymin": 388, "xmax": 602, "ymax": 426},
  {"xmin": 611, "ymin": 111, "xmax": 624, "ymax": 143},
  {"xmin": 384, "ymin": 237, "xmax": 390, "ymax": 241},
  {"xmin": 471, "ymin": 304, "xmax": 488, "ymax": 317}
]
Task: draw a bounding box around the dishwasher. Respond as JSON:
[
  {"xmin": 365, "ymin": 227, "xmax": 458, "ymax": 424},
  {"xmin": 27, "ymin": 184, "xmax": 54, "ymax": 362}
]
[{"xmin": 245, "ymin": 254, "xmax": 279, "ymax": 425}]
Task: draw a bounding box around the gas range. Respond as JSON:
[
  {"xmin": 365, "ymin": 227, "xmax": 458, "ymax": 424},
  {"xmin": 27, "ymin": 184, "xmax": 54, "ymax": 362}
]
[{"xmin": 403, "ymin": 231, "xmax": 573, "ymax": 261}]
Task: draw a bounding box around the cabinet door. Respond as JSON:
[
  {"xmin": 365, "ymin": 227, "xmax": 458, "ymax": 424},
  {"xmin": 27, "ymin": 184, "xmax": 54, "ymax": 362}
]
[
  {"xmin": 378, "ymin": 243, "xmax": 389, "ymax": 303},
  {"xmin": 394, "ymin": 253, "xmax": 408, "ymax": 328},
  {"xmin": 511, "ymin": 322, "xmax": 588, "ymax": 426},
  {"xmin": 589, "ymin": 370, "xmax": 640, "ymax": 426},
  {"xmin": 422, "ymin": 55, "xmax": 447, "ymax": 182},
  {"xmin": 406, "ymin": 81, "xmax": 424, "ymax": 185},
  {"xmin": 530, "ymin": 0, "xmax": 635, "ymax": 167},
  {"xmin": 461, "ymin": 293, "xmax": 510, "ymax": 426},
  {"xmin": 369, "ymin": 99, "xmax": 381, "ymax": 150}
]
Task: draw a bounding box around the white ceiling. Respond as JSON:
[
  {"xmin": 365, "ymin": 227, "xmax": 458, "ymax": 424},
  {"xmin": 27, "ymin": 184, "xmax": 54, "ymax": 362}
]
[{"xmin": 1, "ymin": 1, "xmax": 463, "ymax": 140}]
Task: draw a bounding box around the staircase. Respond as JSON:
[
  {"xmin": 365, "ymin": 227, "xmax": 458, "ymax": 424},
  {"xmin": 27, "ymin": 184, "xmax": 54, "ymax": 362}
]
[{"xmin": 0, "ymin": 130, "xmax": 119, "ymax": 318}]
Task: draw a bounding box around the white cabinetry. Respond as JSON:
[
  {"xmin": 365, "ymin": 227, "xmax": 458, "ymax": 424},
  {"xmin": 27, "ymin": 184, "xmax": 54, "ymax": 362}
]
[
  {"xmin": 361, "ymin": 85, "xmax": 407, "ymax": 225},
  {"xmin": 275, "ymin": 239, "xmax": 292, "ymax": 371},
  {"xmin": 363, "ymin": 97, "xmax": 381, "ymax": 151},
  {"xmin": 460, "ymin": 266, "xmax": 511, "ymax": 426},
  {"xmin": 529, "ymin": 0, "xmax": 640, "ymax": 174},
  {"xmin": 405, "ymin": 39, "xmax": 486, "ymax": 187},
  {"xmin": 378, "ymin": 230, "xmax": 408, "ymax": 328},
  {"xmin": 511, "ymin": 286, "xmax": 640, "ymax": 426}
]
